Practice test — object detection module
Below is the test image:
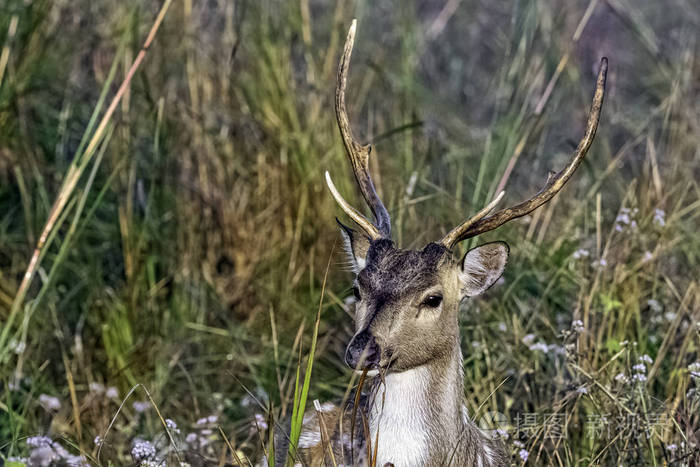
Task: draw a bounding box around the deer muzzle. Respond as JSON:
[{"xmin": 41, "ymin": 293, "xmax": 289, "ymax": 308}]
[{"xmin": 345, "ymin": 329, "xmax": 381, "ymax": 370}]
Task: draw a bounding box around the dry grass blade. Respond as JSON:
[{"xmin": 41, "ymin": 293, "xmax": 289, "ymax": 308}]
[
  {"xmin": 350, "ymin": 368, "xmax": 368, "ymax": 466},
  {"xmin": 1, "ymin": 0, "xmax": 174, "ymax": 355}
]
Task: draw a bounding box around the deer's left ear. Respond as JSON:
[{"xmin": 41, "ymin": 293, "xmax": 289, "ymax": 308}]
[
  {"xmin": 337, "ymin": 220, "xmax": 371, "ymax": 273},
  {"xmin": 459, "ymin": 241, "xmax": 509, "ymax": 297}
]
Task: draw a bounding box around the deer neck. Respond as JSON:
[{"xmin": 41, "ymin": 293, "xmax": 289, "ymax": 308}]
[{"xmin": 368, "ymin": 335, "xmax": 468, "ymax": 465}]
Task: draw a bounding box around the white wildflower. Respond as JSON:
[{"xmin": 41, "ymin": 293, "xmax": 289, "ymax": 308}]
[
  {"xmin": 572, "ymin": 248, "xmax": 590, "ymax": 259},
  {"xmin": 29, "ymin": 445, "xmax": 57, "ymax": 466},
  {"xmin": 207, "ymin": 414, "xmax": 218, "ymax": 424},
  {"xmin": 521, "ymin": 334, "xmax": 536, "ymax": 346},
  {"xmin": 131, "ymin": 439, "xmax": 156, "ymax": 461},
  {"xmin": 653, "ymin": 208, "xmax": 666, "ymax": 227},
  {"xmin": 8, "ymin": 338, "xmax": 26, "ymax": 354},
  {"xmin": 647, "ymin": 299, "xmax": 662, "ymax": 313},
  {"xmin": 632, "ymin": 373, "xmax": 648, "ymax": 383},
  {"xmin": 132, "ymin": 401, "xmax": 150, "ymax": 413},
  {"xmin": 519, "ymin": 449, "xmax": 529, "ymax": 461},
  {"xmin": 513, "ymin": 440, "xmax": 525, "ymax": 448},
  {"xmin": 666, "ymin": 443, "xmax": 678, "ymax": 452},
  {"xmin": 528, "ymin": 342, "xmax": 549, "ymax": 353},
  {"xmin": 547, "ymin": 344, "xmax": 566, "ymax": 355},
  {"xmin": 94, "ymin": 436, "xmax": 103, "ymax": 446},
  {"xmin": 638, "ymin": 355, "xmax": 653, "ymax": 364},
  {"xmin": 495, "ymin": 428, "xmax": 509, "ymax": 439},
  {"xmin": 89, "ymin": 382, "xmax": 105, "ymax": 394},
  {"xmin": 615, "ymin": 210, "xmax": 630, "ymax": 226},
  {"xmin": 632, "ymin": 363, "xmax": 647, "ymax": 373},
  {"xmin": 688, "ymin": 362, "xmax": 700, "ymax": 380},
  {"xmin": 614, "ymin": 373, "xmax": 629, "ymax": 384},
  {"xmin": 254, "ymin": 413, "xmax": 268, "ymax": 430},
  {"xmin": 105, "ymin": 386, "xmax": 119, "ymax": 399},
  {"xmin": 577, "ymin": 386, "xmax": 589, "ymax": 394},
  {"xmin": 498, "ymin": 322, "xmax": 507, "ymax": 332},
  {"xmin": 165, "ymin": 418, "xmax": 180, "ymax": 434},
  {"xmin": 38, "ymin": 394, "xmax": 61, "ymax": 411},
  {"xmin": 642, "ymin": 251, "xmax": 653, "ymax": 262},
  {"xmin": 571, "ymin": 320, "xmax": 585, "ymax": 333},
  {"xmin": 52, "ymin": 442, "xmax": 70, "ymax": 459},
  {"xmin": 27, "ymin": 436, "xmax": 53, "ymax": 448}
]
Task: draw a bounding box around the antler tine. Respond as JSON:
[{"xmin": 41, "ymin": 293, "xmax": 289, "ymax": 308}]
[
  {"xmin": 330, "ymin": 19, "xmax": 392, "ymax": 238},
  {"xmin": 440, "ymin": 57, "xmax": 608, "ymax": 249},
  {"xmin": 325, "ymin": 171, "xmax": 382, "ymax": 240},
  {"xmin": 440, "ymin": 191, "xmax": 505, "ymax": 248}
]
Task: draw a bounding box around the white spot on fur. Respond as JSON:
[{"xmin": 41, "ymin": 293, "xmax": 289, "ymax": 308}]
[
  {"xmin": 370, "ymin": 367, "xmax": 430, "ymax": 466},
  {"xmin": 462, "ymin": 405, "xmax": 470, "ymax": 424},
  {"xmin": 354, "ymin": 368, "xmax": 379, "ymax": 377},
  {"xmin": 341, "ymin": 229, "xmax": 366, "ymax": 273},
  {"xmin": 319, "ymin": 401, "xmax": 335, "ymax": 413},
  {"xmin": 297, "ymin": 429, "xmax": 321, "ymax": 449},
  {"xmin": 483, "ymin": 443, "xmax": 494, "ymax": 464}
]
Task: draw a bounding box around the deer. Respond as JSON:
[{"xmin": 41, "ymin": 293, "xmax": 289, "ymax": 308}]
[{"xmin": 268, "ymin": 19, "xmax": 607, "ymax": 467}]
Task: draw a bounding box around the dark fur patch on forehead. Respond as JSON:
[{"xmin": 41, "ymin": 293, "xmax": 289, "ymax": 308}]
[{"xmin": 358, "ymin": 241, "xmax": 451, "ymax": 296}]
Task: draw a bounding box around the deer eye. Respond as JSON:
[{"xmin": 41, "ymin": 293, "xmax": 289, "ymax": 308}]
[
  {"xmin": 352, "ymin": 286, "xmax": 361, "ymax": 300},
  {"xmin": 422, "ymin": 295, "xmax": 443, "ymax": 308}
]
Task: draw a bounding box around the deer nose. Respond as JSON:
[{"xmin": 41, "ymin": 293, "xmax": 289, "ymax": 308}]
[{"xmin": 345, "ymin": 330, "xmax": 380, "ymax": 369}]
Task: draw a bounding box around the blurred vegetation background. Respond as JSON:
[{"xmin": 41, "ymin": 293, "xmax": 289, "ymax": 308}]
[{"xmin": 0, "ymin": 0, "xmax": 698, "ymax": 465}]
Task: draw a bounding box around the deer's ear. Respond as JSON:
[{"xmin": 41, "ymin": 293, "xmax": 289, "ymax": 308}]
[
  {"xmin": 338, "ymin": 220, "xmax": 370, "ymax": 273},
  {"xmin": 459, "ymin": 241, "xmax": 509, "ymax": 297}
]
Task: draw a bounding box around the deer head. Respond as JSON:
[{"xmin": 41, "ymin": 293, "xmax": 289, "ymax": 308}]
[{"xmin": 327, "ymin": 20, "xmax": 607, "ymax": 375}]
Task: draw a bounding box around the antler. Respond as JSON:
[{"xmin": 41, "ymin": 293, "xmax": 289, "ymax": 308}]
[
  {"xmin": 440, "ymin": 57, "xmax": 608, "ymax": 249},
  {"xmin": 326, "ymin": 19, "xmax": 391, "ymax": 241}
]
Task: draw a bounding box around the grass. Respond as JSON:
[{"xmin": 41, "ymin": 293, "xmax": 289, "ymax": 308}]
[{"xmin": 0, "ymin": 0, "xmax": 699, "ymax": 465}]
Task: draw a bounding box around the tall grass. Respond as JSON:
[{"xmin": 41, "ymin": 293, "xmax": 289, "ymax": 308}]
[{"xmin": 0, "ymin": 0, "xmax": 698, "ymax": 465}]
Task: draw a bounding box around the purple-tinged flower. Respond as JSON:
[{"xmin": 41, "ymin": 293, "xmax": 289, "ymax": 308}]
[
  {"xmin": 614, "ymin": 373, "xmax": 629, "ymax": 384},
  {"xmin": 105, "ymin": 386, "xmax": 119, "ymax": 399},
  {"xmin": 638, "ymin": 355, "xmax": 653, "ymax": 364},
  {"xmin": 572, "ymin": 249, "xmax": 590, "ymax": 259},
  {"xmin": 131, "ymin": 439, "xmax": 156, "ymax": 461},
  {"xmin": 632, "ymin": 373, "xmax": 648, "ymax": 383},
  {"xmin": 521, "ymin": 334, "xmax": 535, "ymax": 346},
  {"xmin": 165, "ymin": 418, "xmax": 180, "ymax": 434},
  {"xmin": 653, "ymin": 209, "xmax": 666, "ymax": 227},
  {"xmin": 27, "ymin": 436, "xmax": 53, "ymax": 448},
  {"xmin": 519, "ymin": 448, "xmax": 529, "ymax": 461},
  {"xmin": 133, "ymin": 401, "xmax": 150, "ymax": 413}
]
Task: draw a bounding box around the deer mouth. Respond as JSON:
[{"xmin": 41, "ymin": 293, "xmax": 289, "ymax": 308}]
[{"xmin": 352, "ymin": 351, "xmax": 397, "ymax": 377}]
